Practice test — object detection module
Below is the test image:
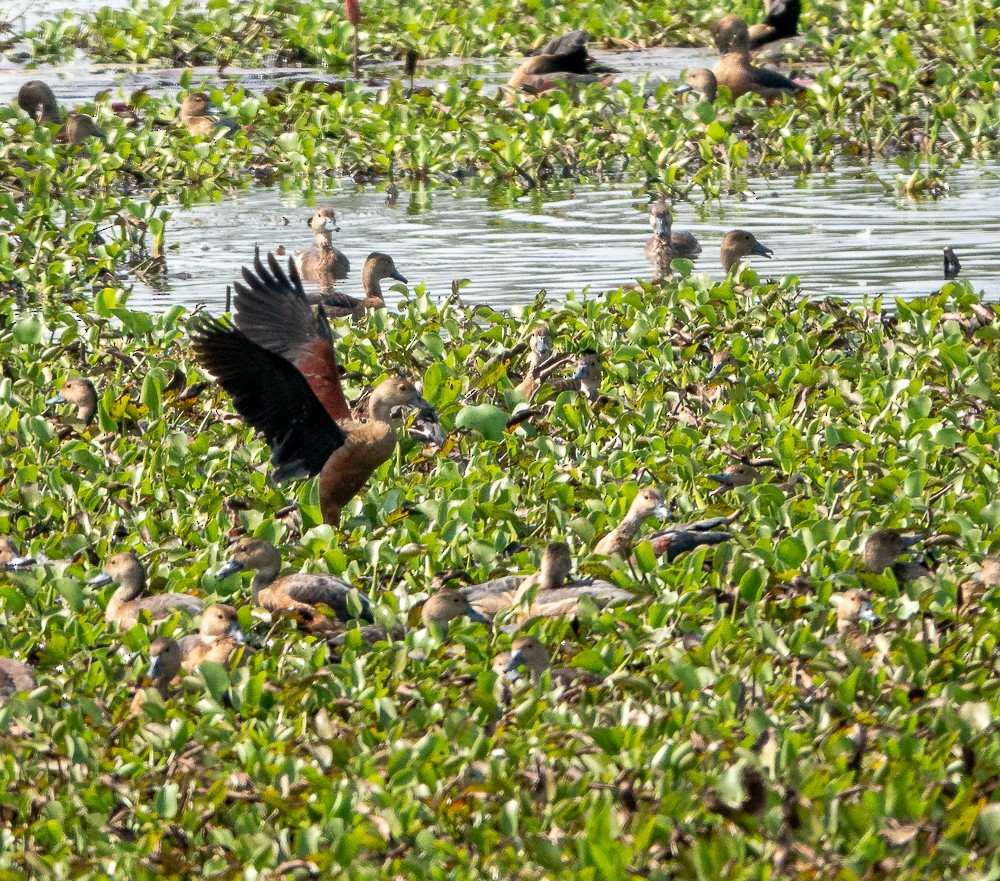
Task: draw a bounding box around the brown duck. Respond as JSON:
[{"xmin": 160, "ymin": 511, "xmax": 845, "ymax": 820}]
[
  {"xmin": 509, "ymin": 30, "xmax": 616, "ymax": 95},
  {"xmin": 294, "ymin": 207, "xmax": 350, "ymax": 282},
  {"xmin": 0, "ymin": 656, "xmax": 36, "ymax": 702},
  {"xmin": 47, "ymin": 377, "xmax": 98, "ymax": 425},
  {"xmin": 215, "ymin": 537, "xmax": 372, "ymax": 624},
  {"xmin": 720, "ymin": 230, "xmax": 773, "ymax": 273},
  {"xmin": 593, "ymin": 488, "xmax": 670, "ymax": 558},
  {"xmin": 190, "ymin": 254, "xmax": 436, "ymax": 526},
  {"xmin": 494, "ymin": 635, "xmax": 604, "ymax": 687},
  {"xmin": 713, "ymin": 17, "xmax": 801, "ymax": 99},
  {"xmin": 310, "ymin": 253, "xmax": 407, "ymax": 318},
  {"xmin": 89, "ymin": 551, "xmax": 204, "ymax": 628},
  {"xmin": 178, "ymin": 604, "xmax": 247, "ymax": 672},
  {"xmin": 179, "ymin": 92, "xmax": 239, "ymax": 138}
]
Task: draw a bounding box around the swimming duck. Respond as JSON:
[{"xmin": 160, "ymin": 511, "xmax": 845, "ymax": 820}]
[
  {"xmin": 179, "ymin": 92, "xmax": 239, "ymax": 138},
  {"xmin": 215, "ymin": 537, "xmax": 373, "ymax": 624},
  {"xmin": 494, "ymin": 635, "xmax": 604, "ymax": 687},
  {"xmin": 190, "ymin": 254, "xmax": 436, "ymax": 526},
  {"xmin": 17, "ymin": 80, "xmax": 61, "ymax": 124},
  {"xmin": 463, "ymin": 542, "xmax": 632, "ymax": 619},
  {"xmin": 645, "ymin": 200, "xmax": 702, "ymax": 261},
  {"xmin": 310, "ymin": 253, "xmax": 407, "ymax": 318},
  {"xmin": 178, "ymin": 604, "xmax": 247, "ymax": 672},
  {"xmin": 720, "ymin": 230, "xmax": 773, "ymax": 273},
  {"xmin": 130, "ymin": 636, "xmax": 182, "ymax": 714},
  {"xmin": 509, "ymin": 31, "xmax": 615, "ymax": 95},
  {"xmin": 422, "ymin": 591, "xmax": 491, "ymax": 629},
  {"xmin": 0, "ymin": 537, "xmax": 35, "ymax": 571},
  {"xmin": 543, "ymin": 349, "xmax": 603, "ymax": 401},
  {"xmin": 593, "ymin": 487, "xmax": 670, "ymax": 558},
  {"xmin": 89, "ymin": 551, "xmax": 205, "ymax": 629},
  {"xmin": 861, "ymin": 529, "xmax": 930, "ymax": 584},
  {"xmin": 46, "ymin": 377, "xmax": 98, "ymax": 425},
  {"xmin": 0, "ymin": 656, "xmax": 36, "ymax": 702},
  {"xmin": 943, "ymin": 247, "xmax": 961, "ymax": 280},
  {"xmin": 294, "ymin": 208, "xmax": 350, "ymax": 283},
  {"xmin": 713, "ymin": 17, "xmax": 801, "ymax": 100},
  {"xmin": 676, "ymin": 69, "xmax": 718, "ymax": 103}
]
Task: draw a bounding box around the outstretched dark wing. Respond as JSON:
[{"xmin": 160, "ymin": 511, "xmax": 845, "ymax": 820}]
[
  {"xmin": 190, "ymin": 315, "xmax": 346, "ymax": 481},
  {"xmin": 233, "ymin": 253, "xmax": 352, "ymax": 422}
]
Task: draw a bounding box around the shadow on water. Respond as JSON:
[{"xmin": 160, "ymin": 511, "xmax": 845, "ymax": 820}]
[{"xmin": 127, "ymin": 162, "xmax": 1000, "ymax": 314}]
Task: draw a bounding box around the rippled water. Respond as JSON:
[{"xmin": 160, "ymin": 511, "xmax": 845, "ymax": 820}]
[{"xmin": 124, "ymin": 162, "xmax": 1000, "ymax": 314}]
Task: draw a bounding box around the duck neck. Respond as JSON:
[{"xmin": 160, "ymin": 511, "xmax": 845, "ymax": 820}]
[
  {"xmin": 361, "ymin": 265, "xmax": 383, "ymax": 298},
  {"xmin": 367, "ymin": 392, "xmax": 395, "ymax": 423},
  {"xmin": 314, "ymin": 229, "xmax": 334, "ymax": 251},
  {"xmin": 107, "ymin": 579, "xmax": 143, "ymax": 618},
  {"xmin": 250, "ymin": 561, "xmax": 280, "ymax": 601},
  {"xmin": 617, "ymin": 508, "xmax": 648, "ymax": 540},
  {"xmin": 79, "ymin": 398, "xmax": 97, "ymax": 424}
]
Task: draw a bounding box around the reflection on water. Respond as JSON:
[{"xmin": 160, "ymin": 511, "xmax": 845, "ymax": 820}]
[{"xmin": 127, "ymin": 162, "xmax": 1000, "ymax": 314}]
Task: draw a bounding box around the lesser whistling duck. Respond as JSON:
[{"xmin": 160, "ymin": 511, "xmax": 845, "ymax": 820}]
[
  {"xmin": 644, "ymin": 199, "xmax": 702, "ymax": 263},
  {"xmin": 0, "ymin": 537, "xmax": 35, "ymax": 571},
  {"xmin": 494, "ymin": 635, "xmax": 604, "ymax": 687},
  {"xmin": 47, "ymin": 377, "xmax": 98, "ymax": 425},
  {"xmin": 720, "ymin": 230, "xmax": 773, "ymax": 273},
  {"xmin": 514, "ymin": 325, "xmax": 556, "ymax": 400},
  {"xmin": 294, "ymin": 208, "xmax": 350, "ymax": 283},
  {"xmin": 0, "ymin": 656, "xmax": 36, "ymax": 702},
  {"xmin": 216, "ymin": 537, "xmax": 372, "ymax": 624},
  {"xmin": 827, "ymin": 589, "xmax": 880, "ymax": 651},
  {"xmin": 713, "ymin": 17, "xmax": 801, "ymax": 100},
  {"xmin": 89, "ymin": 551, "xmax": 204, "ymax": 628},
  {"xmin": 462, "ymin": 541, "xmax": 632, "ymax": 619},
  {"xmin": 712, "ymin": 0, "xmax": 801, "ymax": 53},
  {"xmin": 509, "ymin": 31, "xmax": 615, "ymax": 95},
  {"xmin": 707, "ymin": 462, "xmax": 762, "ymax": 491},
  {"xmin": 311, "ymin": 253, "xmax": 407, "ymax": 318},
  {"xmin": 17, "ymin": 80, "xmax": 61, "ymax": 124},
  {"xmin": 593, "ymin": 488, "xmax": 670, "ymax": 558},
  {"xmin": 544, "ymin": 349, "xmax": 603, "ymax": 401},
  {"xmin": 178, "ymin": 604, "xmax": 247, "ymax": 672},
  {"xmin": 179, "ymin": 92, "xmax": 239, "ymax": 138},
  {"xmin": 861, "ymin": 529, "xmax": 930, "ymax": 585},
  {"xmin": 646, "ymin": 513, "xmax": 737, "ymax": 562},
  {"xmin": 190, "ymin": 254, "xmax": 436, "ymax": 526},
  {"xmin": 130, "ymin": 636, "xmax": 182, "ymax": 714},
  {"xmin": 676, "ymin": 69, "xmax": 718, "ymax": 103},
  {"xmin": 421, "ymin": 591, "xmax": 491, "ymax": 629}
]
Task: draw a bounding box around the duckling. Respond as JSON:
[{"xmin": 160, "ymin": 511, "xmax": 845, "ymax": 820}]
[
  {"xmin": 89, "ymin": 551, "xmax": 204, "ymax": 629},
  {"xmin": 17, "ymin": 80, "xmax": 61, "ymax": 124},
  {"xmin": 0, "ymin": 537, "xmax": 35, "ymax": 571},
  {"xmin": 463, "ymin": 542, "xmax": 632, "ymax": 619},
  {"xmin": 543, "ymin": 349, "xmax": 603, "ymax": 401},
  {"xmin": 190, "ymin": 254, "xmax": 437, "ymax": 526},
  {"xmin": 720, "ymin": 230, "xmax": 773, "ymax": 273},
  {"xmin": 861, "ymin": 529, "xmax": 930, "ymax": 584},
  {"xmin": 216, "ymin": 537, "xmax": 372, "ymax": 624},
  {"xmin": 46, "ymin": 377, "xmax": 98, "ymax": 425},
  {"xmin": 310, "ymin": 252, "xmax": 407, "ymax": 318},
  {"xmin": 676, "ymin": 69, "xmax": 718, "ymax": 103},
  {"xmin": 129, "ymin": 636, "xmax": 182, "ymax": 714},
  {"xmin": 294, "ymin": 208, "xmax": 350, "ymax": 283},
  {"xmin": 422, "ymin": 591, "xmax": 491, "ymax": 629},
  {"xmin": 494, "ymin": 635, "xmax": 604, "ymax": 687},
  {"xmin": 713, "ymin": 17, "xmax": 801, "ymax": 100},
  {"xmin": 179, "ymin": 92, "xmax": 239, "ymax": 138},
  {"xmin": 509, "ymin": 31, "xmax": 615, "ymax": 95},
  {"xmin": 593, "ymin": 488, "xmax": 670, "ymax": 558},
  {"xmin": 0, "ymin": 656, "xmax": 36, "ymax": 702},
  {"xmin": 178, "ymin": 604, "xmax": 247, "ymax": 672}
]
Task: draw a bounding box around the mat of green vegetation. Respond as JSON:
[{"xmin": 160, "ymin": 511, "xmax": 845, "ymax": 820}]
[{"xmin": 2, "ymin": 0, "xmax": 1000, "ymax": 877}]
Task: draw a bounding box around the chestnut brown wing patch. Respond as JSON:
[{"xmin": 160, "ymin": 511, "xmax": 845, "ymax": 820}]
[{"xmin": 191, "ymin": 315, "xmax": 347, "ymax": 480}]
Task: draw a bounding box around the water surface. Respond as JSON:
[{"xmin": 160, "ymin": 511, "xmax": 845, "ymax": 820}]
[{"xmin": 127, "ymin": 162, "xmax": 1000, "ymax": 314}]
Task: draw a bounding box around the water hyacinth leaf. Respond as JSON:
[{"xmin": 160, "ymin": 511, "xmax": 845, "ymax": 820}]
[
  {"xmin": 455, "ymin": 403, "xmax": 509, "ymax": 441},
  {"xmin": 13, "ymin": 314, "xmax": 43, "ymax": 345}
]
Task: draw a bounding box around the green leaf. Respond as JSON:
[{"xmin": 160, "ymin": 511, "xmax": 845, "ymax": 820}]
[
  {"xmin": 455, "ymin": 403, "xmax": 509, "ymax": 441},
  {"xmin": 13, "ymin": 315, "xmax": 43, "ymax": 345}
]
